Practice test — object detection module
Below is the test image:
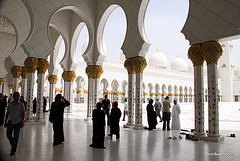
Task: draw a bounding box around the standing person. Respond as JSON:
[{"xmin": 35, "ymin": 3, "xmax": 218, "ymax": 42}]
[
  {"xmin": 33, "ymin": 97, "xmax": 36, "ymax": 116},
  {"xmin": 102, "ymin": 95, "xmax": 110, "ymax": 126},
  {"xmin": 154, "ymin": 98, "xmax": 162, "ymax": 122},
  {"xmin": 20, "ymin": 96, "xmax": 26, "ymax": 108},
  {"xmin": 8, "ymin": 94, "xmax": 13, "ymax": 103},
  {"xmin": 43, "ymin": 96, "xmax": 47, "ymax": 112},
  {"xmin": 146, "ymin": 99, "xmax": 157, "ymax": 130},
  {"xmin": 90, "ymin": 102, "xmax": 105, "ymax": 149},
  {"xmin": 0, "ymin": 93, "xmax": 7, "ymax": 126},
  {"xmin": 49, "ymin": 94, "xmax": 70, "ymax": 146},
  {"xmin": 122, "ymin": 98, "xmax": 128, "ymax": 121},
  {"xmin": 108, "ymin": 102, "xmax": 121, "ymax": 139},
  {"xmin": 4, "ymin": 92, "xmax": 25, "ymax": 156},
  {"xmin": 171, "ymin": 100, "xmax": 181, "ymax": 130},
  {"xmin": 162, "ymin": 96, "xmax": 171, "ymax": 131}
]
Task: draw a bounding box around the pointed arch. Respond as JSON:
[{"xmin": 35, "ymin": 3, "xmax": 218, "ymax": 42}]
[{"xmin": 97, "ymin": 5, "xmax": 126, "ymax": 64}]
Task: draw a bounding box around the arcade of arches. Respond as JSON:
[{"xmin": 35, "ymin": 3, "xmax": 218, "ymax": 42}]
[{"xmin": 1, "ymin": 0, "xmax": 240, "ymax": 143}]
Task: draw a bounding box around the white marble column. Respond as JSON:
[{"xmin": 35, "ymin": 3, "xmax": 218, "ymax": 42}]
[
  {"xmin": 20, "ymin": 66, "xmax": 28, "ymax": 99},
  {"xmin": 144, "ymin": 93, "xmax": 147, "ymax": 103},
  {"xmin": 150, "ymin": 93, "xmax": 153, "ymax": 99},
  {"xmin": 12, "ymin": 78, "xmax": 19, "ymax": 93},
  {"xmin": 93, "ymin": 78, "xmax": 100, "ymax": 107},
  {"xmin": 134, "ymin": 73, "xmax": 143, "ymax": 128},
  {"xmin": 9, "ymin": 85, "xmax": 13, "ymax": 94},
  {"xmin": 64, "ymin": 82, "xmax": 73, "ymax": 113},
  {"xmin": 207, "ymin": 64, "xmax": 220, "ymax": 137},
  {"xmin": 185, "ymin": 94, "xmax": 188, "ymax": 102},
  {"xmin": 48, "ymin": 75, "xmax": 58, "ymax": 109},
  {"xmin": 0, "ymin": 78, "xmax": 5, "ymax": 93},
  {"xmin": 84, "ymin": 90, "xmax": 88, "ymax": 104},
  {"xmin": 11, "ymin": 66, "xmax": 22, "ymax": 93},
  {"xmin": 21, "ymin": 79, "xmax": 27, "ymax": 99},
  {"xmin": 36, "ymin": 74, "xmax": 44, "ymax": 121},
  {"xmin": 86, "ymin": 78, "xmax": 94, "ymax": 120},
  {"xmin": 174, "ymin": 94, "xmax": 179, "ymax": 102},
  {"xmin": 62, "ymin": 71, "xmax": 76, "ymax": 113},
  {"xmin": 49, "ymin": 84, "xmax": 56, "ymax": 107},
  {"xmin": 35, "ymin": 59, "xmax": 49, "ymax": 121},
  {"xmin": 118, "ymin": 93, "xmax": 122, "ymax": 103},
  {"xmin": 24, "ymin": 57, "xmax": 38, "ymax": 121},
  {"xmin": 124, "ymin": 73, "xmax": 135, "ymax": 127},
  {"xmin": 194, "ymin": 66, "xmax": 205, "ymax": 136},
  {"xmin": 188, "ymin": 44, "xmax": 205, "ymax": 137},
  {"xmin": 85, "ymin": 65, "xmax": 103, "ymax": 120},
  {"xmin": 132, "ymin": 57, "xmax": 147, "ymax": 129},
  {"xmin": 201, "ymin": 41, "xmax": 224, "ymax": 142},
  {"xmin": 123, "ymin": 58, "xmax": 135, "ymax": 127},
  {"xmin": 77, "ymin": 90, "xmax": 81, "ymax": 103},
  {"xmin": 26, "ymin": 73, "xmax": 35, "ymax": 121},
  {"xmin": 168, "ymin": 94, "xmax": 173, "ymax": 103}
]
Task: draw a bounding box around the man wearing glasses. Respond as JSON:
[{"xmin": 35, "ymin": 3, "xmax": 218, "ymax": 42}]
[{"xmin": 4, "ymin": 92, "xmax": 25, "ymax": 156}]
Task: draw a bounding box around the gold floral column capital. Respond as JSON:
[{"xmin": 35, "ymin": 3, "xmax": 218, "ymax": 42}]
[
  {"xmin": 18, "ymin": 82, "xmax": 22, "ymax": 88},
  {"xmin": 37, "ymin": 58, "xmax": 49, "ymax": 74},
  {"xmin": 11, "ymin": 66, "xmax": 22, "ymax": 78},
  {"xmin": 21, "ymin": 66, "xmax": 28, "ymax": 79},
  {"xmin": 9, "ymin": 84, "xmax": 13, "ymax": 89},
  {"xmin": 85, "ymin": 65, "xmax": 103, "ymax": 79},
  {"xmin": 201, "ymin": 41, "xmax": 222, "ymax": 65},
  {"xmin": 0, "ymin": 78, "xmax": 5, "ymax": 85},
  {"xmin": 24, "ymin": 57, "xmax": 38, "ymax": 73},
  {"xmin": 48, "ymin": 75, "xmax": 58, "ymax": 84},
  {"xmin": 132, "ymin": 56, "xmax": 147, "ymax": 74},
  {"xmin": 188, "ymin": 44, "xmax": 204, "ymax": 66},
  {"xmin": 62, "ymin": 71, "xmax": 76, "ymax": 82},
  {"xmin": 124, "ymin": 58, "xmax": 135, "ymax": 74},
  {"xmin": 77, "ymin": 90, "xmax": 81, "ymax": 94}
]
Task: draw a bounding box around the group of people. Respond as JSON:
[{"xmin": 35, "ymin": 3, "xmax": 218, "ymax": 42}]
[
  {"xmin": 146, "ymin": 96, "xmax": 181, "ymax": 131},
  {"xmin": 2, "ymin": 92, "xmax": 181, "ymax": 155},
  {"xmin": 33, "ymin": 96, "xmax": 48, "ymax": 115},
  {"xmin": 90, "ymin": 95, "xmax": 122, "ymax": 149}
]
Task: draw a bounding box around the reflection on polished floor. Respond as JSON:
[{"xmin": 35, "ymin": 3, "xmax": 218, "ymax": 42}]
[{"xmin": 0, "ymin": 103, "xmax": 240, "ymax": 161}]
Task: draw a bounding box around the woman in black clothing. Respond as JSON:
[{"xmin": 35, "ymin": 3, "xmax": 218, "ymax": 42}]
[
  {"xmin": 49, "ymin": 94, "xmax": 70, "ymax": 146},
  {"xmin": 146, "ymin": 99, "xmax": 157, "ymax": 130},
  {"xmin": 0, "ymin": 93, "xmax": 7, "ymax": 126},
  {"xmin": 33, "ymin": 97, "xmax": 36, "ymax": 115},
  {"xmin": 90, "ymin": 102, "xmax": 105, "ymax": 149},
  {"xmin": 108, "ymin": 102, "xmax": 121, "ymax": 139}
]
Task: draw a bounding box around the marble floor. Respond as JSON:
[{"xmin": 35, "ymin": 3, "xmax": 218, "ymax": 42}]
[{"xmin": 0, "ymin": 102, "xmax": 240, "ymax": 161}]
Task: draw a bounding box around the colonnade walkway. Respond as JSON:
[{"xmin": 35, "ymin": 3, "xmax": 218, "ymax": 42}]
[{"xmin": 0, "ymin": 102, "xmax": 240, "ymax": 161}]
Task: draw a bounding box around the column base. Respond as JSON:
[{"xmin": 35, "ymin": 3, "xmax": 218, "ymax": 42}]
[
  {"xmin": 84, "ymin": 117, "xmax": 92, "ymax": 121},
  {"xmin": 194, "ymin": 132, "xmax": 206, "ymax": 138},
  {"xmin": 25, "ymin": 119, "xmax": 34, "ymax": 123},
  {"xmin": 35, "ymin": 120, "xmax": 45, "ymax": 125},
  {"xmin": 123, "ymin": 123, "xmax": 134, "ymax": 128},
  {"xmin": 132, "ymin": 124, "xmax": 144, "ymax": 130},
  {"xmin": 201, "ymin": 135, "xmax": 224, "ymax": 142}
]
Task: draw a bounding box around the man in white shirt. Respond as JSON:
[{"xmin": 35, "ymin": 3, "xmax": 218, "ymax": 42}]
[{"xmin": 4, "ymin": 92, "xmax": 25, "ymax": 156}]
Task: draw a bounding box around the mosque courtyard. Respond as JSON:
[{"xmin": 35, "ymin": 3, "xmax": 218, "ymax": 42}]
[{"xmin": 0, "ymin": 102, "xmax": 240, "ymax": 161}]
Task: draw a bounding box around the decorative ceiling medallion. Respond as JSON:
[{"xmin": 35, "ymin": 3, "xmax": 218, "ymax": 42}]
[{"xmin": 0, "ymin": 16, "xmax": 15, "ymax": 35}]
